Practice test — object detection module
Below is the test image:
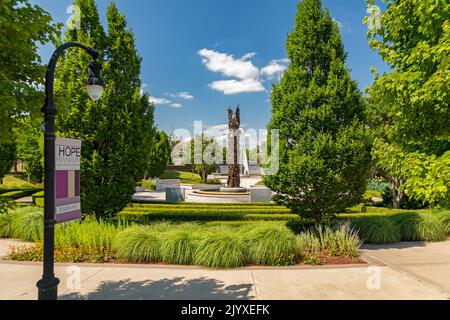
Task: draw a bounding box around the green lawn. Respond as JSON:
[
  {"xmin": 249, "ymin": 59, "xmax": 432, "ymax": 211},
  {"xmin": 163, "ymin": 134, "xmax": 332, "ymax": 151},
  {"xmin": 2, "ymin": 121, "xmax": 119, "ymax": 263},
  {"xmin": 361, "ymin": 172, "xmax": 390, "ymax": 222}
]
[
  {"xmin": 0, "ymin": 174, "xmax": 42, "ymax": 192},
  {"xmin": 159, "ymin": 170, "xmax": 222, "ymax": 185}
]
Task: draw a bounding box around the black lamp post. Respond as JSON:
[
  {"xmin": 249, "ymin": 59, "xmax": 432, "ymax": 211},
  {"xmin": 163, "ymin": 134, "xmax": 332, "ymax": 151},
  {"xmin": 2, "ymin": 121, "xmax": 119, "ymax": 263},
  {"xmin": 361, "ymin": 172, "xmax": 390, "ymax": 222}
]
[{"xmin": 37, "ymin": 42, "xmax": 104, "ymax": 300}]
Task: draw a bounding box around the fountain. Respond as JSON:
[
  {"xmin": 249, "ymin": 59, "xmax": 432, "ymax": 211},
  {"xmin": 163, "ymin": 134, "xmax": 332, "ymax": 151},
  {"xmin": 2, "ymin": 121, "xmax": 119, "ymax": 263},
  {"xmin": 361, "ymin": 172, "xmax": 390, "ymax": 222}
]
[{"xmin": 190, "ymin": 105, "xmax": 250, "ymax": 201}]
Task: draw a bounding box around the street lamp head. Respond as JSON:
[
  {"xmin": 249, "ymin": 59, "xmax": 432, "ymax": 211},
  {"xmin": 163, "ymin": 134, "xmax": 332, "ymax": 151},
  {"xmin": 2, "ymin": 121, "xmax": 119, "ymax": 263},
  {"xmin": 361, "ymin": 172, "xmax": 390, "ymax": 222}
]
[{"xmin": 86, "ymin": 59, "xmax": 104, "ymax": 101}]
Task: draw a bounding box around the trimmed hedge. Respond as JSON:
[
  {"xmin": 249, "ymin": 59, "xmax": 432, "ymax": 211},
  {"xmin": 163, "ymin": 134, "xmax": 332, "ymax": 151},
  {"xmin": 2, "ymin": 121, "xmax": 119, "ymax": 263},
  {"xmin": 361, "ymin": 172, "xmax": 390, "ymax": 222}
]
[
  {"xmin": 118, "ymin": 210, "xmax": 298, "ymax": 222},
  {"xmin": 119, "ymin": 202, "xmax": 294, "ymax": 222},
  {"xmin": 130, "ymin": 202, "xmax": 282, "ymax": 207},
  {"xmin": 0, "ymin": 189, "xmax": 42, "ymax": 200},
  {"xmin": 32, "ymin": 191, "xmax": 44, "ymax": 207}
]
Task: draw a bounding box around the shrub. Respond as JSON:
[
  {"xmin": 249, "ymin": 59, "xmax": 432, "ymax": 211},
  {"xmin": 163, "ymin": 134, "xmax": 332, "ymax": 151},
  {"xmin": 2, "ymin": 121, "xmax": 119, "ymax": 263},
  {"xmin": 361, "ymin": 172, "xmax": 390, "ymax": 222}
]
[
  {"xmin": 244, "ymin": 224, "xmax": 298, "ymax": 266},
  {"xmin": 317, "ymin": 224, "xmax": 362, "ymax": 258},
  {"xmin": 393, "ymin": 213, "xmax": 447, "ymax": 242},
  {"xmin": 286, "ymin": 219, "xmax": 318, "ymax": 234},
  {"xmin": 114, "ymin": 226, "xmax": 163, "ymax": 263},
  {"xmin": 367, "ymin": 181, "xmax": 389, "ymax": 193},
  {"xmin": 141, "ymin": 180, "xmax": 156, "ymax": 191},
  {"xmin": 352, "ymin": 217, "xmax": 402, "ymax": 244},
  {"xmin": 194, "ymin": 227, "xmax": 246, "ymax": 268}
]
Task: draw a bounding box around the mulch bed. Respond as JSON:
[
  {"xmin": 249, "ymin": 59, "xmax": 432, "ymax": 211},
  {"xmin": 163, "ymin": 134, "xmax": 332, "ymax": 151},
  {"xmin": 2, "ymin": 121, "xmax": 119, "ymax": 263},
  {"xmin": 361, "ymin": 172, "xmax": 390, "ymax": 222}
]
[{"xmin": 318, "ymin": 254, "xmax": 367, "ymax": 265}]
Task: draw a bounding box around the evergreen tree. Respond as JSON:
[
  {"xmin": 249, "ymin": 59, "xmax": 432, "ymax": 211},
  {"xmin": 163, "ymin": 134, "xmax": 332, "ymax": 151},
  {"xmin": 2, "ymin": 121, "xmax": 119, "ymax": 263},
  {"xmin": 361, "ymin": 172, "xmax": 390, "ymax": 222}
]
[
  {"xmin": 146, "ymin": 130, "xmax": 171, "ymax": 179},
  {"xmin": 56, "ymin": 0, "xmax": 155, "ymax": 218},
  {"xmin": 266, "ymin": 0, "xmax": 372, "ymax": 222}
]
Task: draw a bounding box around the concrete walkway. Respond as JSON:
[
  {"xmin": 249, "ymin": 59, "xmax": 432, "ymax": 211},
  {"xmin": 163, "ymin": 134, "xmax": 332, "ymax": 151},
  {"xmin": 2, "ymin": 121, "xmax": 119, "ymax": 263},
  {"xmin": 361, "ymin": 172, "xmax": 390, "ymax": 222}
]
[{"xmin": 0, "ymin": 240, "xmax": 449, "ymax": 300}]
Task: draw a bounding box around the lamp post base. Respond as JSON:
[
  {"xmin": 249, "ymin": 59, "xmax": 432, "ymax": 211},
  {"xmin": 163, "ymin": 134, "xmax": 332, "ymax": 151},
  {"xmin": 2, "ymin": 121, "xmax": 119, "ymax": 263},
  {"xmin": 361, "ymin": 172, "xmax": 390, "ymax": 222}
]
[{"xmin": 37, "ymin": 277, "xmax": 60, "ymax": 300}]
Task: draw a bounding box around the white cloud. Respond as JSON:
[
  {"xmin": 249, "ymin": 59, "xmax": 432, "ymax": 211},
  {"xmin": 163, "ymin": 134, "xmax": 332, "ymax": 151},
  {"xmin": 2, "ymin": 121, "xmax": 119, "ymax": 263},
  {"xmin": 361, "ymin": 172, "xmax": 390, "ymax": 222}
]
[
  {"xmin": 198, "ymin": 48, "xmax": 260, "ymax": 80},
  {"xmin": 177, "ymin": 92, "xmax": 194, "ymax": 100},
  {"xmin": 148, "ymin": 96, "xmax": 171, "ymax": 105},
  {"xmin": 241, "ymin": 52, "xmax": 256, "ymax": 60},
  {"xmin": 199, "ymin": 48, "xmax": 289, "ymax": 95},
  {"xmin": 204, "ymin": 124, "xmax": 228, "ymax": 137},
  {"xmin": 171, "ymin": 103, "xmax": 182, "ymax": 108},
  {"xmin": 261, "ymin": 60, "xmax": 288, "ymax": 78},
  {"xmin": 209, "ymin": 79, "xmax": 265, "ymax": 95},
  {"xmin": 333, "ymin": 17, "xmax": 350, "ymax": 32}
]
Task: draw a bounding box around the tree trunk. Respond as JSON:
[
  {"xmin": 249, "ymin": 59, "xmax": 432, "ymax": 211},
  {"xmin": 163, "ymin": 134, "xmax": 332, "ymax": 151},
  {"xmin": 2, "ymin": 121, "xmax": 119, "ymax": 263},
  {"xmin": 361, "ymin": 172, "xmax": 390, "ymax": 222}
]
[
  {"xmin": 202, "ymin": 169, "xmax": 208, "ymax": 183},
  {"xmin": 390, "ymin": 177, "xmax": 403, "ymax": 209}
]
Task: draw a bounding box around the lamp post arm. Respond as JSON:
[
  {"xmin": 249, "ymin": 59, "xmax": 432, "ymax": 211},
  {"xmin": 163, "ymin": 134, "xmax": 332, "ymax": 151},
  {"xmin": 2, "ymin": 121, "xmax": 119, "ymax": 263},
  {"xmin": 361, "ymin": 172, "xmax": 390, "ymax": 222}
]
[{"xmin": 42, "ymin": 42, "xmax": 99, "ymax": 114}]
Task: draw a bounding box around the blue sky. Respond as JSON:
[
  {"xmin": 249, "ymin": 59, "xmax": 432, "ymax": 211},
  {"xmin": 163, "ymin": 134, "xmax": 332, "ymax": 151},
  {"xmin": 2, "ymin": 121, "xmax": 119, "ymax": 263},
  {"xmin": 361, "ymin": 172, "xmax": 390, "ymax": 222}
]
[{"xmin": 32, "ymin": 0, "xmax": 389, "ymax": 136}]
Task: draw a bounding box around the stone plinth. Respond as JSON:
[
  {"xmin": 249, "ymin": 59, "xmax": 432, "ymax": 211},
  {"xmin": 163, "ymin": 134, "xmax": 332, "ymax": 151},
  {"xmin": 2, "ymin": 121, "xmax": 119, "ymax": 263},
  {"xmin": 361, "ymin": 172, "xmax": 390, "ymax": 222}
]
[
  {"xmin": 166, "ymin": 187, "xmax": 185, "ymax": 202},
  {"xmin": 250, "ymin": 187, "xmax": 271, "ymax": 203}
]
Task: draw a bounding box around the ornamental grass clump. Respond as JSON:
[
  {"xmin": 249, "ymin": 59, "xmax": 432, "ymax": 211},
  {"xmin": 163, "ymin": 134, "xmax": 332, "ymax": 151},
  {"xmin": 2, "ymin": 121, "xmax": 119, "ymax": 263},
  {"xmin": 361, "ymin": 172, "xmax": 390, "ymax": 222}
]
[
  {"xmin": 297, "ymin": 231, "xmax": 321, "ymax": 257},
  {"xmin": 194, "ymin": 227, "xmax": 246, "ymax": 268},
  {"xmin": 393, "ymin": 213, "xmax": 447, "ymax": 242},
  {"xmin": 54, "ymin": 218, "xmax": 125, "ymax": 262},
  {"xmin": 0, "ymin": 211, "xmax": 17, "ymax": 238},
  {"xmin": 11, "ymin": 207, "xmax": 43, "ymax": 242},
  {"xmin": 317, "ymin": 223, "xmax": 362, "ymax": 258},
  {"xmin": 436, "ymin": 211, "xmax": 450, "ymax": 236},
  {"xmin": 114, "ymin": 226, "xmax": 163, "ymax": 263},
  {"xmin": 159, "ymin": 224, "xmax": 202, "ymax": 265},
  {"xmin": 352, "ymin": 217, "xmax": 402, "ymax": 244},
  {"xmin": 244, "ymin": 224, "xmax": 298, "ymax": 266}
]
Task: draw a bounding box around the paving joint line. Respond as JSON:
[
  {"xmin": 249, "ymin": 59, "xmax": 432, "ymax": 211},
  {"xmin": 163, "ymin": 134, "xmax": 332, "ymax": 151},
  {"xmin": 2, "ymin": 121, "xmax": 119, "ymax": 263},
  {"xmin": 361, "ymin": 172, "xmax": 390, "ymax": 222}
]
[
  {"xmin": 249, "ymin": 270, "xmax": 260, "ymax": 300},
  {"xmin": 362, "ymin": 252, "xmax": 450, "ymax": 299}
]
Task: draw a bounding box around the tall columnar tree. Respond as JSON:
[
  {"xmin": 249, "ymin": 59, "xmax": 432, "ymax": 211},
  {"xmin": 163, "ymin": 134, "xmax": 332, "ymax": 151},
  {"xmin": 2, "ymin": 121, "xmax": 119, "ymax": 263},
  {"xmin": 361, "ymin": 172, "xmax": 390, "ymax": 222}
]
[
  {"xmin": 56, "ymin": 0, "xmax": 155, "ymax": 218},
  {"xmin": 266, "ymin": 0, "xmax": 372, "ymax": 222},
  {"xmin": 366, "ymin": 0, "xmax": 449, "ymax": 207},
  {"xmin": 146, "ymin": 130, "xmax": 171, "ymax": 179}
]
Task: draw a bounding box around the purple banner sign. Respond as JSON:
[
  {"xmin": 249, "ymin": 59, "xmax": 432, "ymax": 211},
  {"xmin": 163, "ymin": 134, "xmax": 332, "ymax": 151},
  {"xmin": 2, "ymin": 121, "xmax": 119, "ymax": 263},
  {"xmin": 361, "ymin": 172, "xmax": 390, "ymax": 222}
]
[{"xmin": 55, "ymin": 137, "xmax": 82, "ymax": 223}]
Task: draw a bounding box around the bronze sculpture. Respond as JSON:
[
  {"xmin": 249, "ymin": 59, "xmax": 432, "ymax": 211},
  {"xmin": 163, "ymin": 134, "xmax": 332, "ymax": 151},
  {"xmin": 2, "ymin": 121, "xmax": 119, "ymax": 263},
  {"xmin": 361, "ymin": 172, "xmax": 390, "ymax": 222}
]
[{"xmin": 227, "ymin": 106, "xmax": 241, "ymax": 188}]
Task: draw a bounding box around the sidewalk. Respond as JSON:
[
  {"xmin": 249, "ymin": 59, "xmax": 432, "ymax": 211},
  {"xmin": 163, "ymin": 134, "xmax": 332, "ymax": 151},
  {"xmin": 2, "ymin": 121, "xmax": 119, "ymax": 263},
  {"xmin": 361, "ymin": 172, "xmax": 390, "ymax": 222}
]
[{"xmin": 0, "ymin": 240, "xmax": 449, "ymax": 300}]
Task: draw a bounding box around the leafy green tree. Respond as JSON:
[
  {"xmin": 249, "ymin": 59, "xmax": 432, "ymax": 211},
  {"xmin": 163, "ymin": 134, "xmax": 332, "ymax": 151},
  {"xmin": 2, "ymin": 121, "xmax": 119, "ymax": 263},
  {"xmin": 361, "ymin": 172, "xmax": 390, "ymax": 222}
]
[
  {"xmin": 189, "ymin": 135, "xmax": 219, "ymax": 183},
  {"xmin": 14, "ymin": 117, "xmax": 44, "ymax": 183},
  {"xmin": 0, "ymin": 143, "xmax": 16, "ymax": 185},
  {"xmin": 146, "ymin": 130, "xmax": 171, "ymax": 179},
  {"xmin": 55, "ymin": 0, "xmax": 155, "ymax": 218},
  {"xmin": 265, "ymin": 0, "xmax": 372, "ymax": 222},
  {"xmin": 366, "ymin": 0, "xmax": 449, "ymax": 207},
  {"xmin": 0, "ymin": 0, "xmax": 60, "ymax": 143}
]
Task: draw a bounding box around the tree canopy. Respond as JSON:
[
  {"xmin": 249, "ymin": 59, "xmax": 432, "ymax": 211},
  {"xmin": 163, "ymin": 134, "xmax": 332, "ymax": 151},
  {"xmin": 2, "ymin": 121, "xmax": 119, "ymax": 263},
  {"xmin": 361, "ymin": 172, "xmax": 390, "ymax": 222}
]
[
  {"xmin": 366, "ymin": 0, "xmax": 449, "ymax": 207},
  {"xmin": 0, "ymin": 0, "xmax": 60, "ymax": 143}
]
